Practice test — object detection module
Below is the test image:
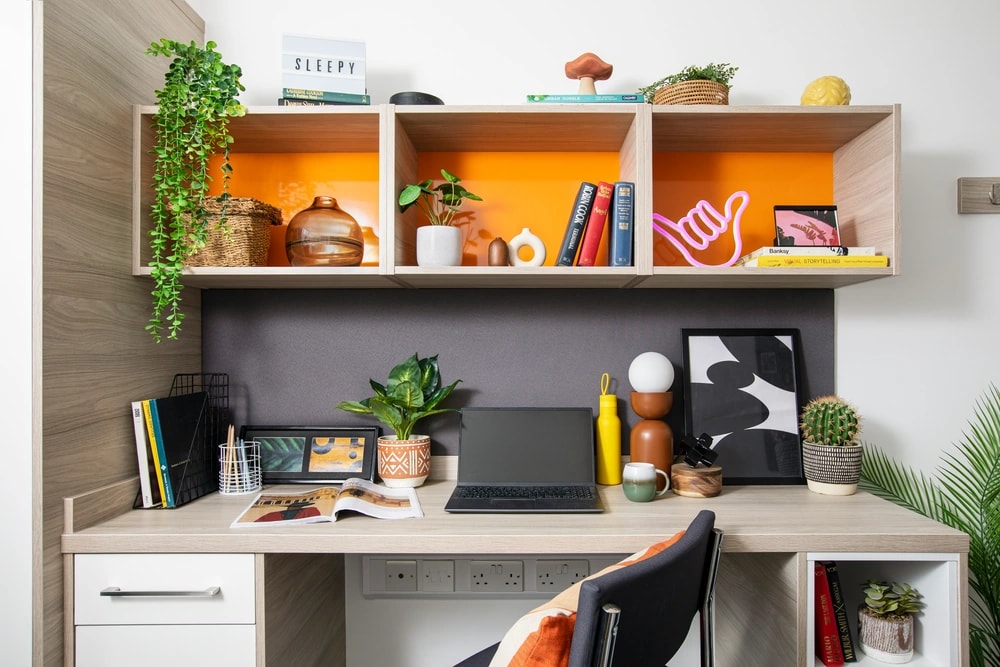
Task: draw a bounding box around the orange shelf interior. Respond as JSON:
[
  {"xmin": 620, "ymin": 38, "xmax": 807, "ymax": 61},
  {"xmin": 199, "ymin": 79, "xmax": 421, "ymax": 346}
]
[{"xmin": 652, "ymin": 152, "xmax": 834, "ymax": 266}]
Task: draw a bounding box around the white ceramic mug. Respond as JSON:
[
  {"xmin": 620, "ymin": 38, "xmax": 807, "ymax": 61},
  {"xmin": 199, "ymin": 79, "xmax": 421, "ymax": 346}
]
[{"xmin": 622, "ymin": 462, "xmax": 669, "ymax": 502}]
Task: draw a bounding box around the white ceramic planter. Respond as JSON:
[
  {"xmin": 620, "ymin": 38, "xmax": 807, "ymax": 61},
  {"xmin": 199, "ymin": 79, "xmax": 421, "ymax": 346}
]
[
  {"xmin": 377, "ymin": 435, "xmax": 431, "ymax": 488},
  {"xmin": 801, "ymin": 441, "xmax": 862, "ymax": 495},
  {"xmin": 416, "ymin": 226, "xmax": 462, "ymax": 266}
]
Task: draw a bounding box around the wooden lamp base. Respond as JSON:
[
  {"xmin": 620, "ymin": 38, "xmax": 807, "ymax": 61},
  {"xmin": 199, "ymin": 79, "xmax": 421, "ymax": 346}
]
[{"xmin": 670, "ymin": 463, "xmax": 722, "ymax": 498}]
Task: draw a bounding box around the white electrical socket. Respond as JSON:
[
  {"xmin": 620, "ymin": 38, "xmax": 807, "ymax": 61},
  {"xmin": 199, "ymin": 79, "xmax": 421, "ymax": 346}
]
[
  {"xmin": 470, "ymin": 560, "xmax": 524, "ymax": 591},
  {"xmin": 536, "ymin": 559, "xmax": 590, "ymax": 590},
  {"xmin": 384, "ymin": 559, "xmax": 418, "ymax": 592},
  {"xmin": 421, "ymin": 560, "xmax": 455, "ymax": 592}
]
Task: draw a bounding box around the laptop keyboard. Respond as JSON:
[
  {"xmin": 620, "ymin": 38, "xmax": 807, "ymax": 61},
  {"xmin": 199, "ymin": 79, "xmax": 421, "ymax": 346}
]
[{"xmin": 454, "ymin": 485, "xmax": 596, "ymax": 500}]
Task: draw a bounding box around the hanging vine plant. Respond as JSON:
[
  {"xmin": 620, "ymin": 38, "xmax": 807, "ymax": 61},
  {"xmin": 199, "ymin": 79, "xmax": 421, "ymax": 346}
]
[{"xmin": 145, "ymin": 38, "xmax": 245, "ymax": 342}]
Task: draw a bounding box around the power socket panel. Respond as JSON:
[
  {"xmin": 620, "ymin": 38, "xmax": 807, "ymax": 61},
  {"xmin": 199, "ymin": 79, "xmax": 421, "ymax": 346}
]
[
  {"xmin": 362, "ymin": 554, "xmax": 621, "ymax": 598},
  {"xmin": 536, "ymin": 559, "xmax": 590, "ymax": 590},
  {"xmin": 470, "ymin": 560, "xmax": 524, "ymax": 592}
]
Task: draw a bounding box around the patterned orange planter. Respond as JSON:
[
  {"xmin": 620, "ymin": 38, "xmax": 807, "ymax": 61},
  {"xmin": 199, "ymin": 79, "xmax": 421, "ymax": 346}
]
[{"xmin": 377, "ymin": 435, "xmax": 431, "ymax": 488}]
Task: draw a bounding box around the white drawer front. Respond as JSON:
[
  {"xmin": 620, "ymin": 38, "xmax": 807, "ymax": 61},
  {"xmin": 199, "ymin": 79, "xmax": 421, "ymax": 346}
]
[
  {"xmin": 76, "ymin": 624, "xmax": 256, "ymax": 667},
  {"xmin": 75, "ymin": 554, "xmax": 255, "ymax": 625}
]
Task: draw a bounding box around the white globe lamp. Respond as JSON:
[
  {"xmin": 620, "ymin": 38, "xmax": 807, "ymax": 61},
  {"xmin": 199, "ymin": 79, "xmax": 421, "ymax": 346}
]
[{"xmin": 628, "ymin": 351, "xmax": 675, "ymax": 392}]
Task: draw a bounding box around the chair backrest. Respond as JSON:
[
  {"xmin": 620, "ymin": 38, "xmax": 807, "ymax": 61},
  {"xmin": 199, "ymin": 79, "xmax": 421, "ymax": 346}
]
[{"xmin": 567, "ymin": 509, "xmax": 722, "ymax": 667}]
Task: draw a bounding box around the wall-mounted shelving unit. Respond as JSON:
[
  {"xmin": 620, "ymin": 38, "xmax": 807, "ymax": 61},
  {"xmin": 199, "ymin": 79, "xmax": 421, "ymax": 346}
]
[{"xmin": 131, "ymin": 103, "xmax": 900, "ymax": 291}]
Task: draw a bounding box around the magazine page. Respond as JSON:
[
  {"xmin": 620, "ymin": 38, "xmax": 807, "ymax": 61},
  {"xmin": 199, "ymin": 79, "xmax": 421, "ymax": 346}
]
[
  {"xmin": 231, "ymin": 486, "xmax": 342, "ymax": 527},
  {"xmin": 335, "ymin": 478, "xmax": 423, "ymax": 520}
]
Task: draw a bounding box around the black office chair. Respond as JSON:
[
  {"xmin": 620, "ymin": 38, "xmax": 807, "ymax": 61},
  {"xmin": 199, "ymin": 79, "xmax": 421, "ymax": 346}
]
[{"xmin": 454, "ymin": 509, "xmax": 724, "ymax": 667}]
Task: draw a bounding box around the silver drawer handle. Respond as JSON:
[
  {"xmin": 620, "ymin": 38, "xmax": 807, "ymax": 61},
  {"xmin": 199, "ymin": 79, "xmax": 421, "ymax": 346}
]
[{"xmin": 100, "ymin": 586, "xmax": 221, "ymax": 598}]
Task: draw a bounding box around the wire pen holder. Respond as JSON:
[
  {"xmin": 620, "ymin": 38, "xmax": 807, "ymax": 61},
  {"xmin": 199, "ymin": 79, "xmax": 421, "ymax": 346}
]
[{"xmin": 218, "ymin": 439, "xmax": 262, "ymax": 495}]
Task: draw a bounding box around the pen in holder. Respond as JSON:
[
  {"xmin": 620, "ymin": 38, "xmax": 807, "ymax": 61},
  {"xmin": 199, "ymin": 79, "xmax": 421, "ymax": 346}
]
[{"xmin": 218, "ymin": 438, "xmax": 261, "ymax": 495}]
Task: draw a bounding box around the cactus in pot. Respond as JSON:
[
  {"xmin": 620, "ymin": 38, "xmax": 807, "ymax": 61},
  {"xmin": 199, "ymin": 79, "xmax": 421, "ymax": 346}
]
[{"xmin": 799, "ymin": 395, "xmax": 863, "ymax": 495}]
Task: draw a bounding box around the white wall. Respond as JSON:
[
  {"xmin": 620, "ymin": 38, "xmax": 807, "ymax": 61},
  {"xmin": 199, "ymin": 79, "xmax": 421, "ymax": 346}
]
[
  {"xmin": 2, "ymin": 1, "xmax": 34, "ymax": 665},
  {"xmin": 187, "ymin": 0, "xmax": 1000, "ymax": 663}
]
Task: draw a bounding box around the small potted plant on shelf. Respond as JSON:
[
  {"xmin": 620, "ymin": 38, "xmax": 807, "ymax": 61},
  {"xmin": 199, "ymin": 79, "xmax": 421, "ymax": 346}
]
[
  {"xmin": 336, "ymin": 353, "xmax": 462, "ymax": 487},
  {"xmin": 858, "ymin": 579, "xmax": 925, "ymax": 663},
  {"xmin": 398, "ymin": 169, "xmax": 483, "ymax": 267},
  {"xmin": 799, "ymin": 395, "xmax": 863, "ymax": 495},
  {"xmin": 638, "ymin": 62, "xmax": 739, "ymax": 105},
  {"xmin": 145, "ymin": 38, "xmax": 246, "ymax": 342}
]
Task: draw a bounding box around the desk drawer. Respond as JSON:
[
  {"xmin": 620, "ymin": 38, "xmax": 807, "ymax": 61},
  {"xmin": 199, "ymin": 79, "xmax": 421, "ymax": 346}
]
[
  {"xmin": 76, "ymin": 624, "xmax": 255, "ymax": 667},
  {"xmin": 75, "ymin": 554, "xmax": 255, "ymax": 625}
]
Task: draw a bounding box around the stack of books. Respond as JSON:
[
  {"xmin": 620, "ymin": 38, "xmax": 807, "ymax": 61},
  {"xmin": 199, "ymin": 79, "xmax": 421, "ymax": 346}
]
[
  {"xmin": 555, "ymin": 181, "xmax": 635, "ymax": 267},
  {"xmin": 736, "ymin": 245, "xmax": 887, "ymax": 268},
  {"xmin": 280, "ymin": 34, "xmax": 370, "ymax": 106}
]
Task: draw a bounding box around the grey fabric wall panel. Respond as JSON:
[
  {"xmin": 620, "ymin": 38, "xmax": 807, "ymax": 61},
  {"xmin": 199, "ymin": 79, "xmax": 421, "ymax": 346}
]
[{"xmin": 202, "ymin": 288, "xmax": 833, "ymax": 456}]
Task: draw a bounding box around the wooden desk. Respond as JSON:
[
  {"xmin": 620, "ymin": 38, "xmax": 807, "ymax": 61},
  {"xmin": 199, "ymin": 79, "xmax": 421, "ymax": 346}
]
[{"xmin": 63, "ymin": 478, "xmax": 969, "ymax": 667}]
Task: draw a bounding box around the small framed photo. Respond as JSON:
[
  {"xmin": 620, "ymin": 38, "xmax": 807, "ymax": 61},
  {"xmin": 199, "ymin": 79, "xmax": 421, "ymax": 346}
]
[
  {"xmin": 239, "ymin": 425, "xmax": 379, "ymax": 484},
  {"xmin": 773, "ymin": 205, "xmax": 840, "ymax": 246},
  {"xmin": 682, "ymin": 329, "xmax": 804, "ymax": 485}
]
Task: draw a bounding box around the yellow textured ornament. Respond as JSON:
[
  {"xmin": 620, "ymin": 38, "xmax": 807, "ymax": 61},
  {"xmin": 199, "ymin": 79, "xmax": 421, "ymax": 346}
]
[{"xmin": 801, "ymin": 76, "xmax": 851, "ymax": 106}]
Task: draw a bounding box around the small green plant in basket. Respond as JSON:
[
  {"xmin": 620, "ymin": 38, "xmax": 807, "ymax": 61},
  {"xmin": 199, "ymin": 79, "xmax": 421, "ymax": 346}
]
[{"xmin": 638, "ymin": 62, "xmax": 739, "ymax": 104}]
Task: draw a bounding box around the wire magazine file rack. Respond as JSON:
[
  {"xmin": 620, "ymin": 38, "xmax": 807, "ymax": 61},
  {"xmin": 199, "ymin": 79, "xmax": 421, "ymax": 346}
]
[{"xmin": 133, "ymin": 373, "xmax": 231, "ymax": 509}]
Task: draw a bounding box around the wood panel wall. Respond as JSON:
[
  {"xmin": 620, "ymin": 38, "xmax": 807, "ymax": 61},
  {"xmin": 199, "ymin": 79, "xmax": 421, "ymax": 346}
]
[{"xmin": 38, "ymin": 1, "xmax": 203, "ymax": 664}]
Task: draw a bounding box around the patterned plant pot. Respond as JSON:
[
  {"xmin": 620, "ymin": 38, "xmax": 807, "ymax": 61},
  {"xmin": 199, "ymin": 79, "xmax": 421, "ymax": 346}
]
[
  {"xmin": 858, "ymin": 607, "xmax": 914, "ymax": 663},
  {"xmin": 377, "ymin": 435, "xmax": 431, "ymax": 488},
  {"xmin": 801, "ymin": 441, "xmax": 862, "ymax": 496}
]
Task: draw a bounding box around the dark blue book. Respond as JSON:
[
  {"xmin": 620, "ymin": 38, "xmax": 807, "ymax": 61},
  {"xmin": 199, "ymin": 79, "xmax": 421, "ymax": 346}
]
[
  {"xmin": 150, "ymin": 391, "xmax": 209, "ymax": 508},
  {"xmin": 556, "ymin": 182, "xmax": 597, "ymax": 266},
  {"xmin": 609, "ymin": 181, "xmax": 635, "ymax": 267}
]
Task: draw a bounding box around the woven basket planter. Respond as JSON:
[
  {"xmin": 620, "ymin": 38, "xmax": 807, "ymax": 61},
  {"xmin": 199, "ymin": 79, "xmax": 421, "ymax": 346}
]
[
  {"xmin": 802, "ymin": 442, "xmax": 862, "ymax": 495},
  {"xmin": 185, "ymin": 197, "xmax": 283, "ymax": 267},
  {"xmin": 653, "ymin": 80, "xmax": 729, "ymax": 105}
]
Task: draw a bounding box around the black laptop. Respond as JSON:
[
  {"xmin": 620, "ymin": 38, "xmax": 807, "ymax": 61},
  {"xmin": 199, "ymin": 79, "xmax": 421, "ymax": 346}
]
[{"xmin": 444, "ymin": 407, "xmax": 604, "ymax": 513}]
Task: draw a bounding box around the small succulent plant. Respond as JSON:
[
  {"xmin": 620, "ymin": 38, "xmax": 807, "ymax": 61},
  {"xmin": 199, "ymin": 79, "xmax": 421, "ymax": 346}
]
[
  {"xmin": 800, "ymin": 395, "xmax": 861, "ymax": 446},
  {"xmin": 862, "ymin": 580, "xmax": 925, "ymax": 618}
]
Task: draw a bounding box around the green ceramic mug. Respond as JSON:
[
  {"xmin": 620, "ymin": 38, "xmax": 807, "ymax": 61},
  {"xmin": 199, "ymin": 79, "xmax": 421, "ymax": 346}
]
[{"xmin": 622, "ymin": 462, "xmax": 669, "ymax": 502}]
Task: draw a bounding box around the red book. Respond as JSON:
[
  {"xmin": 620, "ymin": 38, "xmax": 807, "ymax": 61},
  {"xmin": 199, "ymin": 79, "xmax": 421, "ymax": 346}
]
[
  {"xmin": 576, "ymin": 181, "xmax": 614, "ymax": 266},
  {"xmin": 815, "ymin": 562, "xmax": 845, "ymax": 666}
]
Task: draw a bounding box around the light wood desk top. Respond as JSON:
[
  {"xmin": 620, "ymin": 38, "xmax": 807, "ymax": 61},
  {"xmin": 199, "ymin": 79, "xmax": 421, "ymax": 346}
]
[{"xmin": 62, "ymin": 480, "xmax": 968, "ymax": 556}]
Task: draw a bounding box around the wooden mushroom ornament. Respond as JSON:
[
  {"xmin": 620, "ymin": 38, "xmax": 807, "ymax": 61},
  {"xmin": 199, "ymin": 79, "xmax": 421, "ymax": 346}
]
[{"xmin": 565, "ymin": 52, "xmax": 613, "ymax": 95}]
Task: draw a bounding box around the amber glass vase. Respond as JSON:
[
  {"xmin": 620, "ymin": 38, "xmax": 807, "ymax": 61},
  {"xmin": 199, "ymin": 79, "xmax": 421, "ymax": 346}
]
[{"xmin": 284, "ymin": 196, "xmax": 364, "ymax": 266}]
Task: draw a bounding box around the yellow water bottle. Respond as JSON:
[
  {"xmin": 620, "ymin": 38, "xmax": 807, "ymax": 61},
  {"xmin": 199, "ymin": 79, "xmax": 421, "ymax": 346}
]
[{"xmin": 595, "ymin": 373, "xmax": 623, "ymax": 485}]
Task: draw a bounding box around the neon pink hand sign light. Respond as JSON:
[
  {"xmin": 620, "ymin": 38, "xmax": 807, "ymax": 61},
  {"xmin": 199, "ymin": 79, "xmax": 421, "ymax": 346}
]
[{"xmin": 651, "ymin": 190, "xmax": 750, "ymax": 267}]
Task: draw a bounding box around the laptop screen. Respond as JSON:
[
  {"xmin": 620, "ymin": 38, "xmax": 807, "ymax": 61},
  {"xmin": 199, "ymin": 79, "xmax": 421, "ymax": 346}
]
[{"xmin": 457, "ymin": 407, "xmax": 596, "ymax": 484}]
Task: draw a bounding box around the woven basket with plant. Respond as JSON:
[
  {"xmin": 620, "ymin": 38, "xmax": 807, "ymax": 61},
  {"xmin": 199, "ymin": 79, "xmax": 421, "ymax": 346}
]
[
  {"xmin": 639, "ymin": 63, "xmax": 738, "ymax": 106},
  {"xmin": 184, "ymin": 197, "xmax": 283, "ymax": 267}
]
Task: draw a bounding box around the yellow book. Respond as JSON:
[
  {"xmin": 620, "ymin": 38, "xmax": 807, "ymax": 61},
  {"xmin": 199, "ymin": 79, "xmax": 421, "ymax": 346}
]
[
  {"xmin": 142, "ymin": 400, "xmax": 168, "ymax": 508},
  {"xmin": 749, "ymin": 255, "xmax": 889, "ymax": 268}
]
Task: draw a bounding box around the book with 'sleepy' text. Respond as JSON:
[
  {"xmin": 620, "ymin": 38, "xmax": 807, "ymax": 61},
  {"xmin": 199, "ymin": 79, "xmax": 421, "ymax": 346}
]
[
  {"xmin": 822, "ymin": 561, "xmax": 858, "ymax": 662},
  {"xmin": 231, "ymin": 478, "xmax": 423, "ymax": 527},
  {"xmin": 576, "ymin": 181, "xmax": 614, "ymax": 266},
  {"xmin": 815, "ymin": 561, "xmax": 846, "ymax": 666},
  {"xmin": 609, "ymin": 181, "xmax": 635, "ymax": 267},
  {"xmin": 556, "ymin": 182, "xmax": 597, "ymax": 266},
  {"xmin": 526, "ymin": 93, "xmax": 644, "ymax": 103},
  {"xmin": 745, "ymin": 255, "xmax": 889, "ymax": 268},
  {"xmin": 735, "ymin": 245, "xmax": 877, "ymax": 265}
]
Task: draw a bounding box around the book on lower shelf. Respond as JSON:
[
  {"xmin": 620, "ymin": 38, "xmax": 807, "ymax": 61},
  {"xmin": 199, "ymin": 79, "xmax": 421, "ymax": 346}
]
[
  {"xmin": 815, "ymin": 561, "xmax": 846, "ymax": 666},
  {"xmin": 745, "ymin": 255, "xmax": 889, "ymax": 268},
  {"xmin": 556, "ymin": 181, "xmax": 597, "ymax": 266},
  {"xmin": 526, "ymin": 93, "xmax": 644, "ymax": 103},
  {"xmin": 822, "ymin": 561, "xmax": 858, "ymax": 662},
  {"xmin": 231, "ymin": 478, "xmax": 424, "ymax": 527},
  {"xmin": 576, "ymin": 181, "xmax": 614, "ymax": 266},
  {"xmin": 277, "ymin": 96, "xmax": 371, "ymax": 106},
  {"xmin": 609, "ymin": 181, "xmax": 635, "ymax": 267},
  {"xmin": 735, "ymin": 245, "xmax": 877, "ymax": 265}
]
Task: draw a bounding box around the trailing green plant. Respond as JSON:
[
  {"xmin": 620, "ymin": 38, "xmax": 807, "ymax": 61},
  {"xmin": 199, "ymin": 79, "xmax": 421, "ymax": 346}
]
[
  {"xmin": 860, "ymin": 384, "xmax": 1000, "ymax": 667},
  {"xmin": 398, "ymin": 169, "xmax": 483, "ymax": 226},
  {"xmin": 638, "ymin": 62, "xmax": 739, "ymax": 103},
  {"xmin": 145, "ymin": 38, "xmax": 245, "ymax": 342},
  {"xmin": 861, "ymin": 579, "xmax": 925, "ymax": 618},
  {"xmin": 800, "ymin": 395, "xmax": 861, "ymax": 446},
  {"xmin": 336, "ymin": 353, "xmax": 462, "ymax": 441}
]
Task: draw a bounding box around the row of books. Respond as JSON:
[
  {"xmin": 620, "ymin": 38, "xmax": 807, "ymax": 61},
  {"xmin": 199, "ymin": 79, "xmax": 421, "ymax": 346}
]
[
  {"xmin": 556, "ymin": 181, "xmax": 635, "ymax": 267},
  {"xmin": 131, "ymin": 392, "xmax": 210, "ymax": 508},
  {"xmin": 736, "ymin": 245, "xmax": 887, "ymax": 268},
  {"xmin": 815, "ymin": 560, "xmax": 858, "ymax": 665}
]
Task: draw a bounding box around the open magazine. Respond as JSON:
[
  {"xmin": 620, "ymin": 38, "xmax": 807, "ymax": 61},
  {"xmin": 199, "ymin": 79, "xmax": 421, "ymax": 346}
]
[{"xmin": 231, "ymin": 478, "xmax": 423, "ymax": 527}]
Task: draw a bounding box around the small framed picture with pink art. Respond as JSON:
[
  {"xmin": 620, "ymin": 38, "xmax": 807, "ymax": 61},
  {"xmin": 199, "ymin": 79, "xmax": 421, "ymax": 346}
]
[{"xmin": 773, "ymin": 205, "xmax": 840, "ymax": 246}]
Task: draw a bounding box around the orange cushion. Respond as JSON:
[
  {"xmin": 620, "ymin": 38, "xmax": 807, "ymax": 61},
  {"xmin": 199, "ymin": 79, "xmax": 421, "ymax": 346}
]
[{"xmin": 488, "ymin": 530, "xmax": 685, "ymax": 667}]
